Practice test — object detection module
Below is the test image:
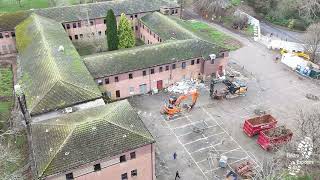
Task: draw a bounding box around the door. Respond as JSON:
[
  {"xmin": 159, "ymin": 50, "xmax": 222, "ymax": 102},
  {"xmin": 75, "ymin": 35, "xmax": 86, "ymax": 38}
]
[
  {"xmin": 157, "ymin": 80, "xmax": 163, "ymax": 90},
  {"xmin": 139, "ymin": 84, "xmax": 147, "ymax": 94}
]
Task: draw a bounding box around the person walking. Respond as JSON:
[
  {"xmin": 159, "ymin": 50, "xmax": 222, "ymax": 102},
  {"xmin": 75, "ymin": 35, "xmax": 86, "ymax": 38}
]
[
  {"xmin": 175, "ymin": 171, "xmax": 181, "ymax": 180},
  {"xmin": 173, "ymin": 152, "xmax": 177, "ymax": 160}
]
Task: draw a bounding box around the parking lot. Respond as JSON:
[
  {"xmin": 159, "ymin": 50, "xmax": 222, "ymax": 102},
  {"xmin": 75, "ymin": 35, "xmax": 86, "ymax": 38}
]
[{"xmin": 128, "ymin": 24, "xmax": 320, "ymax": 180}]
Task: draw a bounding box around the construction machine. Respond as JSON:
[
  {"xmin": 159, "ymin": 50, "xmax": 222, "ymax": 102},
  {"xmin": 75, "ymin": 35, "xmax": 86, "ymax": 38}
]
[
  {"xmin": 161, "ymin": 89, "xmax": 200, "ymax": 119},
  {"xmin": 210, "ymin": 78, "xmax": 247, "ymax": 100}
]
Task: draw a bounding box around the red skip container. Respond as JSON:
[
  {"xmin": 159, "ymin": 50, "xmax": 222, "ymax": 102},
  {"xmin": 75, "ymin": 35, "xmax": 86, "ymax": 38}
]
[
  {"xmin": 243, "ymin": 114, "xmax": 277, "ymax": 137},
  {"xmin": 257, "ymin": 125, "xmax": 293, "ymax": 150}
]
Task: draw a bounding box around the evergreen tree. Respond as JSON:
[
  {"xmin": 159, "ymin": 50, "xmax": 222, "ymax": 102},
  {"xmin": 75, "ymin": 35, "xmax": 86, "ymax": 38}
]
[
  {"xmin": 118, "ymin": 13, "xmax": 136, "ymax": 48},
  {"xmin": 106, "ymin": 9, "xmax": 118, "ymax": 51}
]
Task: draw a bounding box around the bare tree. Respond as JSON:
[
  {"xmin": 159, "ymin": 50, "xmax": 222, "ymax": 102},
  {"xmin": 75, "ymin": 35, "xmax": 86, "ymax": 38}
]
[
  {"xmin": 304, "ymin": 23, "xmax": 320, "ymax": 63},
  {"xmin": 195, "ymin": 0, "xmax": 231, "ymax": 19},
  {"xmin": 296, "ymin": 0, "xmax": 320, "ymax": 21},
  {"xmin": 232, "ymin": 14, "xmax": 248, "ymax": 30}
]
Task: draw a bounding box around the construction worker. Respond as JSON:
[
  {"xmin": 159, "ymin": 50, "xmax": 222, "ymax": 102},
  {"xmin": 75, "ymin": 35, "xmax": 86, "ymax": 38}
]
[
  {"xmin": 175, "ymin": 171, "xmax": 181, "ymax": 180},
  {"xmin": 173, "ymin": 152, "xmax": 177, "ymax": 160},
  {"xmin": 226, "ymin": 171, "xmax": 237, "ymax": 180}
]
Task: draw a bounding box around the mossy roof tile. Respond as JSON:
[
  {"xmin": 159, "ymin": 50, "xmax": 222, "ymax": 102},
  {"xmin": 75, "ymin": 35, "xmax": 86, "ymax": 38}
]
[
  {"xmin": 31, "ymin": 100, "xmax": 154, "ymax": 178},
  {"xmin": 16, "ymin": 14, "xmax": 101, "ymax": 115}
]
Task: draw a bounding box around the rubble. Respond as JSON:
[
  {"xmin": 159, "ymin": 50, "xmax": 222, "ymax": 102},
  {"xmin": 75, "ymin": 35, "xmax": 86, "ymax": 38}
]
[
  {"xmin": 166, "ymin": 79, "xmax": 205, "ymax": 94},
  {"xmin": 305, "ymin": 93, "xmax": 319, "ymax": 101}
]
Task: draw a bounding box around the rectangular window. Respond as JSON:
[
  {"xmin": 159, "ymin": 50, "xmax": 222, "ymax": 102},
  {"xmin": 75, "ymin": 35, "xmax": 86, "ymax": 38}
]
[
  {"xmin": 66, "ymin": 24, "xmax": 70, "ymax": 29},
  {"xmin": 97, "ymin": 79, "xmax": 103, "ymax": 85},
  {"xmin": 129, "ymin": 73, "xmax": 133, "ymax": 79},
  {"xmin": 116, "ymin": 90, "xmax": 121, "ymax": 98},
  {"xmin": 175, "ymin": 9, "xmax": 178, "ymax": 14},
  {"xmin": 157, "ymin": 37, "xmax": 160, "ymax": 41},
  {"xmin": 121, "ymin": 173, "xmax": 128, "ymax": 180},
  {"xmin": 69, "ymin": 36, "xmax": 72, "ymax": 40},
  {"xmin": 135, "ymin": 14, "xmax": 138, "ymax": 18},
  {"xmin": 191, "ymin": 60, "xmax": 195, "ymax": 65},
  {"xmin": 98, "ymin": 31, "xmax": 102, "ymax": 36},
  {"xmin": 80, "ymin": 34, "xmax": 83, "ymax": 38},
  {"xmin": 115, "ymin": 76, "xmax": 119, "ymax": 82},
  {"xmin": 75, "ymin": 35, "xmax": 78, "ymax": 40},
  {"xmin": 78, "ymin": 22, "xmax": 81, "ymax": 28},
  {"xmin": 159, "ymin": 67, "xmax": 163, "ymax": 72},
  {"xmin": 120, "ymin": 155, "xmax": 126, "ymax": 162},
  {"xmin": 94, "ymin": 164, "xmax": 101, "ymax": 171},
  {"xmin": 131, "ymin": 169, "xmax": 138, "ymax": 177},
  {"xmin": 130, "ymin": 15, "xmax": 133, "ymax": 19},
  {"xmin": 90, "ymin": 21, "xmax": 94, "ymax": 26},
  {"xmin": 154, "ymin": 34, "xmax": 156, "ymax": 38},
  {"xmin": 73, "ymin": 23, "xmax": 76, "ymax": 28},
  {"xmin": 147, "ymin": 40, "xmax": 149, "ymax": 44},
  {"xmin": 182, "ymin": 62, "xmax": 186, "ymax": 69},
  {"xmin": 142, "ymin": 25, "xmax": 144, "ymax": 29},
  {"xmin": 105, "ymin": 78, "xmax": 109, "ymax": 84},
  {"xmin": 0, "ymin": 33, "xmax": 3, "ymax": 38},
  {"xmin": 150, "ymin": 68, "xmax": 154, "ymax": 74},
  {"xmin": 135, "ymin": 26, "xmax": 138, "ymax": 31},
  {"xmin": 65, "ymin": 173, "xmax": 74, "ymax": 180},
  {"xmin": 165, "ymin": 65, "xmax": 169, "ymax": 71},
  {"xmin": 104, "ymin": 19, "xmax": 106, "ymax": 24},
  {"xmin": 105, "ymin": 30, "xmax": 107, "ymax": 35},
  {"xmin": 196, "ymin": 59, "xmax": 200, "ymax": 64},
  {"xmin": 172, "ymin": 64, "xmax": 176, "ymax": 69},
  {"xmin": 130, "ymin": 152, "xmax": 136, "ymax": 159},
  {"xmin": 11, "ymin": 32, "xmax": 15, "ymax": 37},
  {"xmin": 142, "ymin": 70, "xmax": 146, "ymax": 76}
]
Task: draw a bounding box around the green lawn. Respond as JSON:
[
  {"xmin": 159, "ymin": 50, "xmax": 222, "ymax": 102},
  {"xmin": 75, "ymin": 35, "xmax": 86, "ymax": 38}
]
[
  {"xmin": 231, "ymin": 0, "xmax": 241, "ymax": 6},
  {"xmin": 176, "ymin": 19, "xmax": 241, "ymax": 51},
  {"xmin": 0, "ymin": 68, "xmax": 13, "ymax": 97},
  {"xmin": 0, "ymin": 0, "xmax": 49, "ymax": 13}
]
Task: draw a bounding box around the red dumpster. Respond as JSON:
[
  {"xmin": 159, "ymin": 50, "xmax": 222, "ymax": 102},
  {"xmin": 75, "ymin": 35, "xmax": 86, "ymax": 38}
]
[
  {"xmin": 243, "ymin": 114, "xmax": 277, "ymax": 137},
  {"xmin": 257, "ymin": 125, "xmax": 293, "ymax": 150}
]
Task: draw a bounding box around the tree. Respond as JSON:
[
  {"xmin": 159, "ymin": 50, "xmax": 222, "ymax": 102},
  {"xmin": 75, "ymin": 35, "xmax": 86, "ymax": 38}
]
[
  {"xmin": 117, "ymin": 13, "xmax": 135, "ymax": 49},
  {"xmin": 296, "ymin": 0, "xmax": 320, "ymax": 22},
  {"xmin": 232, "ymin": 14, "xmax": 248, "ymax": 30},
  {"xmin": 195, "ymin": 0, "xmax": 231, "ymax": 20},
  {"xmin": 106, "ymin": 9, "xmax": 118, "ymax": 51},
  {"xmin": 303, "ymin": 23, "xmax": 320, "ymax": 63}
]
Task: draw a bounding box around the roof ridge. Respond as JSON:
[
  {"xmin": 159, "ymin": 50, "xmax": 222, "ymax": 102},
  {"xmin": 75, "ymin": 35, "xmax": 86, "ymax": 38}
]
[
  {"xmin": 59, "ymin": 79, "xmax": 101, "ymax": 97},
  {"xmin": 38, "ymin": 125, "xmax": 76, "ymax": 177}
]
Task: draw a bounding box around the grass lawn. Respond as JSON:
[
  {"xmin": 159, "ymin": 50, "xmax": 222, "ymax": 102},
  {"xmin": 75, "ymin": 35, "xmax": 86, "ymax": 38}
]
[
  {"xmin": 231, "ymin": 0, "xmax": 241, "ymax": 6},
  {"xmin": 0, "ymin": 68, "xmax": 13, "ymax": 97},
  {"xmin": 0, "ymin": 0, "xmax": 49, "ymax": 13},
  {"xmin": 176, "ymin": 19, "xmax": 241, "ymax": 51}
]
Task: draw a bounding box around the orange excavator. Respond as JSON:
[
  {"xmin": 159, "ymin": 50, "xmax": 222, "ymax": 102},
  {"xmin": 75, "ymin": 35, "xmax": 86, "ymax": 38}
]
[{"xmin": 161, "ymin": 89, "xmax": 200, "ymax": 119}]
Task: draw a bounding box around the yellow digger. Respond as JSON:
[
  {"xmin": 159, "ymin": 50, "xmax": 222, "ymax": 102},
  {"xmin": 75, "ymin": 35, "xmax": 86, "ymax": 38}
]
[{"xmin": 210, "ymin": 79, "xmax": 247, "ymax": 100}]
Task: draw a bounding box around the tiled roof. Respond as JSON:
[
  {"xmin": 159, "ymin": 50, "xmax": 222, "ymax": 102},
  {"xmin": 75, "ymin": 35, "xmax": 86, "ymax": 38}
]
[
  {"xmin": 0, "ymin": 11, "xmax": 31, "ymax": 31},
  {"xmin": 140, "ymin": 12, "xmax": 197, "ymax": 40},
  {"xmin": 16, "ymin": 14, "xmax": 101, "ymax": 115},
  {"xmin": 83, "ymin": 39, "xmax": 223, "ymax": 78},
  {"xmin": 33, "ymin": 0, "xmax": 178, "ymax": 23},
  {"xmin": 31, "ymin": 100, "xmax": 155, "ymax": 178}
]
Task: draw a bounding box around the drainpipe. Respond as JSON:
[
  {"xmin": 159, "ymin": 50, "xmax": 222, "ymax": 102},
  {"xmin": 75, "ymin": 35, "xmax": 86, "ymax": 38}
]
[{"xmin": 151, "ymin": 144, "xmax": 154, "ymax": 180}]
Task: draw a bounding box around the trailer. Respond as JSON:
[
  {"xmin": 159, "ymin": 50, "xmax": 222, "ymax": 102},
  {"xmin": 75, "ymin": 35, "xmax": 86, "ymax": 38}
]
[
  {"xmin": 257, "ymin": 125, "xmax": 293, "ymax": 150},
  {"xmin": 243, "ymin": 114, "xmax": 277, "ymax": 137}
]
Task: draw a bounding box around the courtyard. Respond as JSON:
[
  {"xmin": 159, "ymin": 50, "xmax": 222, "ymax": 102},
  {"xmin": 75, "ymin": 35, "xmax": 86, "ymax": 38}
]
[{"xmin": 128, "ymin": 27, "xmax": 320, "ymax": 179}]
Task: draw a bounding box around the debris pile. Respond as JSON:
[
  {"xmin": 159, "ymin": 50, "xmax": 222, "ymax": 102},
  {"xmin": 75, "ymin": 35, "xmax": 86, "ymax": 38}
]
[
  {"xmin": 305, "ymin": 93, "xmax": 319, "ymax": 101},
  {"xmin": 167, "ymin": 80, "xmax": 205, "ymax": 94},
  {"xmin": 254, "ymin": 108, "xmax": 266, "ymax": 116},
  {"xmin": 264, "ymin": 126, "xmax": 292, "ymax": 138}
]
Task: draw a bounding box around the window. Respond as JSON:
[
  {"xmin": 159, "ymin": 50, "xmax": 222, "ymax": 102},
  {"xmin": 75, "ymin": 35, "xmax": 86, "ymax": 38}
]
[
  {"xmin": 65, "ymin": 173, "xmax": 74, "ymax": 180},
  {"xmin": 78, "ymin": 22, "xmax": 81, "ymax": 28},
  {"xmin": 120, "ymin": 155, "xmax": 126, "ymax": 162},
  {"xmin": 160, "ymin": 39, "xmax": 162, "ymax": 42},
  {"xmin": 150, "ymin": 68, "xmax": 154, "ymax": 74},
  {"xmin": 98, "ymin": 31, "xmax": 102, "ymax": 36},
  {"xmin": 121, "ymin": 173, "xmax": 128, "ymax": 180},
  {"xmin": 75, "ymin": 35, "xmax": 78, "ymax": 40},
  {"xmin": 104, "ymin": 19, "xmax": 106, "ymax": 24},
  {"xmin": 135, "ymin": 14, "xmax": 138, "ymax": 18},
  {"xmin": 80, "ymin": 34, "xmax": 83, "ymax": 38},
  {"xmin": 105, "ymin": 78, "xmax": 109, "ymax": 84},
  {"xmin": 196, "ymin": 59, "xmax": 200, "ymax": 64},
  {"xmin": 129, "ymin": 73, "xmax": 133, "ymax": 79},
  {"xmin": 97, "ymin": 79, "xmax": 103, "ymax": 85},
  {"xmin": 142, "ymin": 25, "xmax": 144, "ymax": 29},
  {"xmin": 171, "ymin": 9, "xmax": 174, "ymax": 15},
  {"xmin": 130, "ymin": 15, "xmax": 133, "ymax": 19},
  {"xmin": 11, "ymin": 32, "xmax": 15, "ymax": 37},
  {"xmin": 191, "ymin": 60, "xmax": 195, "ymax": 65},
  {"xmin": 90, "ymin": 21, "xmax": 94, "ymax": 26},
  {"xmin": 69, "ymin": 36, "xmax": 72, "ymax": 40},
  {"xmin": 159, "ymin": 67, "xmax": 163, "ymax": 72},
  {"xmin": 94, "ymin": 164, "xmax": 101, "ymax": 171},
  {"xmin": 105, "ymin": 30, "xmax": 107, "ymax": 35},
  {"xmin": 115, "ymin": 76, "xmax": 119, "ymax": 82},
  {"xmin": 182, "ymin": 62, "xmax": 186, "ymax": 69},
  {"xmin": 165, "ymin": 65, "xmax": 169, "ymax": 71},
  {"xmin": 0, "ymin": 33, "xmax": 3, "ymax": 38},
  {"xmin": 142, "ymin": 70, "xmax": 146, "ymax": 76},
  {"xmin": 135, "ymin": 26, "xmax": 138, "ymax": 31},
  {"xmin": 130, "ymin": 152, "xmax": 136, "ymax": 159},
  {"xmin": 116, "ymin": 90, "xmax": 121, "ymax": 98},
  {"xmin": 73, "ymin": 23, "xmax": 76, "ymax": 28},
  {"xmin": 172, "ymin": 64, "xmax": 176, "ymax": 69},
  {"xmin": 131, "ymin": 169, "xmax": 138, "ymax": 177},
  {"xmin": 147, "ymin": 40, "xmax": 149, "ymax": 44},
  {"xmin": 66, "ymin": 24, "xmax": 70, "ymax": 29},
  {"xmin": 175, "ymin": 9, "xmax": 178, "ymax": 14},
  {"xmin": 157, "ymin": 37, "xmax": 160, "ymax": 41},
  {"xmin": 5, "ymin": 34, "xmax": 9, "ymax": 38},
  {"xmin": 154, "ymin": 34, "xmax": 156, "ymax": 38}
]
